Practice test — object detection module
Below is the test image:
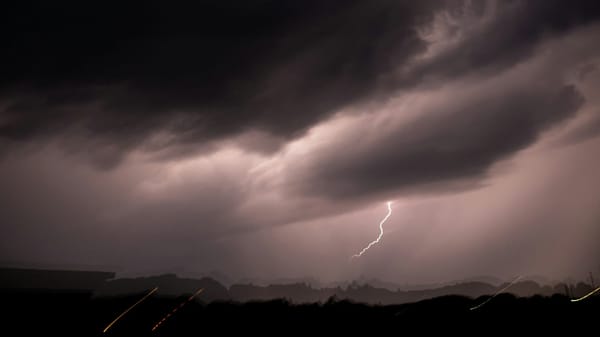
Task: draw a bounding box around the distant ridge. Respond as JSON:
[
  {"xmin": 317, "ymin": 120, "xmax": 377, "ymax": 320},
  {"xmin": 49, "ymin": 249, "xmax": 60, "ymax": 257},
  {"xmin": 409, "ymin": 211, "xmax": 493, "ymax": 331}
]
[
  {"xmin": 94, "ymin": 273, "xmax": 229, "ymax": 302},
  {"xmin": 1, "ymin": 267, "xmax": 595, "ymax": 304}
]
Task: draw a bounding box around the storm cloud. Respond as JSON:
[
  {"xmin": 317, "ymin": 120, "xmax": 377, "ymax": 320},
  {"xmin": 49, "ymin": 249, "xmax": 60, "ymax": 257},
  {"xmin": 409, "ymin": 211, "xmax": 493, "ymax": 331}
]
[
  {"xmin": 1, "ymin": 0, "xmax": 600, "ymax": 284},
  {"xmin": 2, "ymin": 1, "xmax": 599, "ymax": 166},
  {"xmin": 0, "ymin": 0, "xmax": 441, "ymax": 167}
]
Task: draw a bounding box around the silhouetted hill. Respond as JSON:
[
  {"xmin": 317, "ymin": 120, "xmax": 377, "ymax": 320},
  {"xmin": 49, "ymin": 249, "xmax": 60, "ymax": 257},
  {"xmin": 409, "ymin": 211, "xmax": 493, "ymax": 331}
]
[
  {"xmin": 2, "ymin": 288, "xmax": 597, "ymax": 336},
  {"xmin": 230, "ymin": 281, "xmax": 500, "ymax": 305},
  {"xmin": 230, "ymin": 282, "xmax": 331, "ymax": 302},
  {"xmin": 2, "ymin": 267, "xmax": 589, "ymax": 305},
  {"xmin": 2, "ymin": 267, "xmax": 599, "ymax": 335},
  {"xmin": 570, "ymin": 281, "xmax": 595, "ymax": 297},
  {"xmin": 95, "ymin": 274, "xmax": 230, "ymax": 302}
]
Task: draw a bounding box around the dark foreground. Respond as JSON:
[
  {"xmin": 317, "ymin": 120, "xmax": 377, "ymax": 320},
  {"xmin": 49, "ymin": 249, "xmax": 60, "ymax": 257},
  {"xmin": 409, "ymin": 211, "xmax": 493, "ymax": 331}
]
[{"xmin": 2, "ymin": 289, "xmax": 597, "ymax": 336}]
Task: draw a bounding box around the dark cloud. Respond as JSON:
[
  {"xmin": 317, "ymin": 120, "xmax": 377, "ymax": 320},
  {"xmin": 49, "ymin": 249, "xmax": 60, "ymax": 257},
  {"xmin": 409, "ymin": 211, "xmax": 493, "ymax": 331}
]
[
  {"xmin": 400, "ymin": 0, "xmax": 600, "ymax": 86},
  {"xmin": 291, "ymin": 82, "xmax": 584, "ymax": 198},
  {"xmin": 0, "ymin": 0, "xmax": 441, "ymax": 166},
  {"xmin": 559, "ymin": 115, "xmax": 600, "ymax": 145},
  {"xmin": 555, "ymin": 63, "xmax": 600, "ymax": 146},
  {"xmin": 3, "ymin": 1, "xmax": 598, "ymax": 168},
  {"xmin": 276, "ymin": 0, "xmax": 600, "ymax": 200}
]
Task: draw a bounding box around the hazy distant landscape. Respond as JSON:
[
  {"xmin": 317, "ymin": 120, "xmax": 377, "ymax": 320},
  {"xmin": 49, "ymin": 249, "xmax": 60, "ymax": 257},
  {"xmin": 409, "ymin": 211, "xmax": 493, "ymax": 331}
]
[{"xmin": 2, "ymin": 268, "xmax": 598, "ymax": 335}]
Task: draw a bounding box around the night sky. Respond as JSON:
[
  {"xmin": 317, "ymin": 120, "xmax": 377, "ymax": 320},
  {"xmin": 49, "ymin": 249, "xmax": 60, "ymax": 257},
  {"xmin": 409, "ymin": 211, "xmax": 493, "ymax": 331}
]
[{"xmin": 1, "ymin": 0, "xmax": 600, "ymax": 285}]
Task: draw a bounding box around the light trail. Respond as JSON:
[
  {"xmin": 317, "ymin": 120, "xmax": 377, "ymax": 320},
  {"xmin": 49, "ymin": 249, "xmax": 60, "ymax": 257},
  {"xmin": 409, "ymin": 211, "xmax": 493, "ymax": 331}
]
[
  {"xmin": 469, "ymin": 276, "xmax": 522, "ymax": 311},
  {"xmin": 151, "ymin": 288, "xmax": 204, "ymax": 332},
  {"xmin": 570, "ymin": 286, "xmax": 600, "ymax": 302},
  {"xmin": 351, "ymin": 201, "xmax": 393, "ymax": 259},
  {"xmin": 103, "ymin": 287, "xmax": 159, "ymax": 333}
]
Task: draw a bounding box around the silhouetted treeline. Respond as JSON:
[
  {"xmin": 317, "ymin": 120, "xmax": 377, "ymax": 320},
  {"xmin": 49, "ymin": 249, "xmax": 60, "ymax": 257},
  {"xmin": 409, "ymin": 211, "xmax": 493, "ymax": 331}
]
[
  {"xmin": 2, "ymin": 288, "xmax": 598, "ymax": 336},
  {"xmin": 2, "ymin": 268, "xmax": 599, "ymax": 335}
]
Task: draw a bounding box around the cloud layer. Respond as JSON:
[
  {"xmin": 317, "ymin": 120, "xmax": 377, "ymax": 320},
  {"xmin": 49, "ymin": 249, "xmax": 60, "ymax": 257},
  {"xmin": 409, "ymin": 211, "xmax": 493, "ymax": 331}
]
[{"xmin": 1, "ymin": 0, "xmax": 600, "ymax": 284}]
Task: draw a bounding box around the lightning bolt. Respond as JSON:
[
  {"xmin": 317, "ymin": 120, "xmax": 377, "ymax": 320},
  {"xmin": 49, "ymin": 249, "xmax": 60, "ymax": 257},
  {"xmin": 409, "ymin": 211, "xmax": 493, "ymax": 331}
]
[
  {"xmin": 103, "ymin": 287, "xmax": 158, "ymax": 333},
  {"xmin": 351, "ymin": 201, "xmax": 393, "ymax": 259},
  {"xmin": 469, "ymin": 275, "xmax": 522, "ymax": 311}
]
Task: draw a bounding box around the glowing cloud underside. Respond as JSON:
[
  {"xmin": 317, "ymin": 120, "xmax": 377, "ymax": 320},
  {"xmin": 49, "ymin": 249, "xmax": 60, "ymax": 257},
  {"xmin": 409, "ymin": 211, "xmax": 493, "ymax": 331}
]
[{"xmin": 351, "ymin": 201, "xmax": 393, "ymax": 259}]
